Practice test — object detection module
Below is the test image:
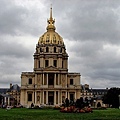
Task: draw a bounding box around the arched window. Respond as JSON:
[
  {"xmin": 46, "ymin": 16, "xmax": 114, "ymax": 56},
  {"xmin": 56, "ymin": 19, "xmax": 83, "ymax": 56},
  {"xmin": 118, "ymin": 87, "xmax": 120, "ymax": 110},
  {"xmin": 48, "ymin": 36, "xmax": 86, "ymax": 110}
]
[
  {"xmin": 54, "ymin": 47, "xmax": 56, "ymax": 53},
  {"xmin": 28, "ymin": 94, "xmax": 32, "ymax": 101},
  {"xmin": 28, "ymin": 78, "xmax": 32, "ymax": 84},
  {"xmin": 70, "ymin": 79, "xmax": 73, "ymax": 85},
  {"xmin": 39, "ymin": 60, "xmax": 40, "ymax": 68},
  {"xmin": 40, "ymin": 48, "xmax": 42, "ymax": 52},
  {"xmin": 53, "ymin": 60, "xmax": 57, "ymax": 67},
  {"xmin": 45, "ymin": 60, "xmax": 49, "ymax": 67},
  {"xmin": 60, "ymin": 48, "xmax": 62, "ymax": 53},
  {"xmin": 46, "ymin": 47, "xmax": 49, "ymax": 52}
]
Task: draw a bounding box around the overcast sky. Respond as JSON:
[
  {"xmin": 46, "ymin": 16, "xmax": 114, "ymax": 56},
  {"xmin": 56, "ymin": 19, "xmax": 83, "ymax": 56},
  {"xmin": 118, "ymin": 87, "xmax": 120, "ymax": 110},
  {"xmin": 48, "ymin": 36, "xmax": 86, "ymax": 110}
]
[{"xmin": 0, "ymin": 0, "xmax": 120, "ymax": 88}]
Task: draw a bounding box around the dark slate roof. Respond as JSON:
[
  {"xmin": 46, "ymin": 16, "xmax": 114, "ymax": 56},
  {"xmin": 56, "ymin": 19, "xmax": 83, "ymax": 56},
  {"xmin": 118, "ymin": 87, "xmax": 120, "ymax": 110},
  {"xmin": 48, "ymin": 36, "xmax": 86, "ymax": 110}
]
[
  {"xmin": 7, "ymin": 84, "xmax": 20, "ymax": 92},
  {"xmin": 81, "ymin": 84, "xmax": 109, "ymax": 93},
  {"xmin": 81, "ymin": 85, "xmax": 89, "ymax": 91},
  {"xmin": 0, "ymin": 88, "xmax": 8, "ymax": 94},
  {"xmin": 91, "ymin": 89, "xmax": 108, "ymax": 93},
  {"xmin": 0, "ymin": 94, "xmax": 13, "ymax": 98},
  {"xmin": 96, "ymin": 95, "xmax": 103, "ymax": 100}
]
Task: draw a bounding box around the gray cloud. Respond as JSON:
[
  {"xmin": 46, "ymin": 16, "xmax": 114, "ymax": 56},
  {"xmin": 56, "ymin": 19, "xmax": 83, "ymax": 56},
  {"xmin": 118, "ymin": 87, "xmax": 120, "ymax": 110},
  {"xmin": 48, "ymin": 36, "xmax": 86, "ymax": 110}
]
[
  {"xmin": 0, "ymin": 0, "xmax": 47, "ymax": 36},
  {"xmin": 52, "ymin": 0, "xmax": 120, "ymax": 44},
  {"xmin": 0, "ymin": 36, "xmax": 34, "ymax": 87},
  {"xmin": 68, "ymin": 40, "xmax": 120, "ymax": 88},
  {"xmin": 0, "ymin": 39, "xmax": 32, "ymax": 58}
]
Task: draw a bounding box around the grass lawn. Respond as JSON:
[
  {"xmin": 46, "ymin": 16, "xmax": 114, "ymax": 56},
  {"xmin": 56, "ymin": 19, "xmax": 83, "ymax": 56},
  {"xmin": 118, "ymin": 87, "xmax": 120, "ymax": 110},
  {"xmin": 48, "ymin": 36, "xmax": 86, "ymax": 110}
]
[{"xmin": 0, "ymin": 108, "xmax": 120, "ymax": 120}]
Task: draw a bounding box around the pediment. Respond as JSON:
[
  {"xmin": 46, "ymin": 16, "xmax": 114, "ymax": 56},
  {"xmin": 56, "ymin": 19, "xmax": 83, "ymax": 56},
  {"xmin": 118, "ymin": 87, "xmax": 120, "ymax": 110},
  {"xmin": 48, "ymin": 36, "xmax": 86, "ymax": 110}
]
[{"xmin": 44, "ymin": 66, "xmax": 58, "ymax": 71}]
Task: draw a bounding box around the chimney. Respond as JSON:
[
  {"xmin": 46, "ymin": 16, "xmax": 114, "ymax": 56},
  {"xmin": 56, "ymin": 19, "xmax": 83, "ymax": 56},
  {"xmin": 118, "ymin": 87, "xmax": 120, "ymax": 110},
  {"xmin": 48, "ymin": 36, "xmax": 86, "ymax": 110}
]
[
  {"xmin": 10, "ymin": 83, "xmax": 12, "ymax": 88},
  {"xmin": 84, "ymin": 84, "xmax": 89, "ymax": 89}
]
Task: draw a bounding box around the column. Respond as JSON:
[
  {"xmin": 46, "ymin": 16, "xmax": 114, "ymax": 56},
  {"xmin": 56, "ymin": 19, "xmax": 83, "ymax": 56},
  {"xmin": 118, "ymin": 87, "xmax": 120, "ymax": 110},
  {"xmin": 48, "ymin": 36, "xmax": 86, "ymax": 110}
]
[
  {"xmin": 58, "ymin": 91, "xmax": 60, "ymax": 105},
  {"xmin": 75, "ymin": 91, "xmax": 76, "ymax": 100},
  {"xmin": 61, "ymin": 91, "xmax": 62, "ymax": 104},
  {"xmin": 46, "ymin": 91, "xmax": 48, "ymax": 104},
  {"xmin": 40, "ymin": 91, "xmax": 42, "ymax": 104},
  {"xmin": 65, "ymin": 91, "xmax": 67, "ymax": 99},
  {"xmin": 4, "ymin": 97, "xmax": 6, "ymax": 105},
  {"xmin": 35, "ymin": 91, "xmax": 37, "ymax": 105},
  {"xmin": 34, "ymin": 58, "xmax": 36, "ymax": 68},
  {"xmin": 66, "ymin": 74, "xmax": 67, "ymax": 88},
  {"xmin": 36, "ymin": 60, "xmax": 39, "ymax": 68},
  {"xmin": 8, "ymin": 97, "xmax": 10, "ymax": 106},
  {"xmin": 61, "ymin": 74, "xmax": 62, "ymax": 85},
  {"xmin": 58, "ymin": 74, "xmax": 60, "ymax": 85},
  {"xmin": 35, "ymin": 74, "xmax": 37, "ymax": 85},
  {"xmin": 60, "ymin": 58, "xmax": 62, "ymax": 68},
  {"xmin": 25, "ymin": 91, "xmax": 27, "ymax": 106},
  {"xmin": 68, "ymin": 92, "xmax": 69, "ymax": 100},
  {"xmin": 43, "ymin": 73, "xmax": 44, "ymax": 85},
  {"xmin": 54, "ymin": 74, "xmax": 56, "ymax": 86},
  {"xmin": 42, "ymin": 91, "xmax": 44, "ymax": 104},
  {"xmin": 58, "ymin": 58, "xmax": 60, "ymax": 68},
  {"xmin": 41, "ymin": 58, "xmax": 44, "ymax": 67},
  {"xmin": 47, "ymin": 73, "xmax": 48, "ymax": 86},
  {"xmin": 54, "ymin": 91, "xmax": 56, "ymax": 105}
]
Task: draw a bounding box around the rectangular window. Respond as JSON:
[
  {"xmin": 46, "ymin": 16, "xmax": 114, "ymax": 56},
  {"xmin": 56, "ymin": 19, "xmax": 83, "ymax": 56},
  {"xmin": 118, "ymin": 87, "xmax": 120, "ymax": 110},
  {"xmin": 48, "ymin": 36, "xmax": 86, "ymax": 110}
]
[
  {"xmin": 45, "ymin": 60, "xmax": 49, "ymax": 67},
  {"xmin": 53, "ymin": 60, "xmax": 57, "ymax": 67},
  {"xmin": 46, "ymin": 47, "xmax": 49, "ymax": 52},
  {"xmin": 28, "ymin": 93, "xmax": 32, "ymax": 101},
  {"xmin": 39, "ymin": 60, "xmax": 40, "ymax": 68},
  {"xmin": 54, "ymin": 47, "xmax": 56, "ymax": 53},
  {"xmin": 70, "ymin": 93, "xmax": 74, "ymax": 101},
  {"xmin": 40, "ymin": 48, "xmax": 43, "ymax": 52},
  {"xmin": 29, "ymin": 78, "xmax": 32, "ymax": 84},
  {"xmin": 70, "ymin": 79, "xmax": 73, "ymax": 85}
]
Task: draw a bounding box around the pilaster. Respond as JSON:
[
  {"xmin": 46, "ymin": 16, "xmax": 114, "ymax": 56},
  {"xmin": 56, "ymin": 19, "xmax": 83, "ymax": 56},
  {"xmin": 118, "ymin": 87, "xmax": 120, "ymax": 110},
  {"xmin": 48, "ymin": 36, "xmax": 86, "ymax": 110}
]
[
  {"xmin": 43, "ymin": 73, "xmax": 44, "ymax": 85},
  {"xmin": 54, "ymin": 91, "xmax": 56, "ymax": 105},
  {"xmin": 43, "ymin": 91, "xmax": 44, "ymax": 104},
  {"xmin": 46, "ymin": 91, "xmax": 48, "ymax": 104}
]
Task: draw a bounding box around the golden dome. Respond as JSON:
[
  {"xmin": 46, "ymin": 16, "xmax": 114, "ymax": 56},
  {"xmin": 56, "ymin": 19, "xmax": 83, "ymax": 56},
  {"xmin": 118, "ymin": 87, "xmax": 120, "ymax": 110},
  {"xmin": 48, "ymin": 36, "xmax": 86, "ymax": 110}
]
[{"xmin": 38, "ymin": 7, "xmax": 64, "ymax": 45}]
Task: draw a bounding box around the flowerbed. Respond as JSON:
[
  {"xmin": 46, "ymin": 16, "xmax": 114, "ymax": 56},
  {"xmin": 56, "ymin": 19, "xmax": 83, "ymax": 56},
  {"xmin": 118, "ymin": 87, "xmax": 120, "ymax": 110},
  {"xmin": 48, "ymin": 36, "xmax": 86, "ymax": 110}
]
[{"xmin": 60, "ymin": 106, "xmax": 93, "ymax": 113}]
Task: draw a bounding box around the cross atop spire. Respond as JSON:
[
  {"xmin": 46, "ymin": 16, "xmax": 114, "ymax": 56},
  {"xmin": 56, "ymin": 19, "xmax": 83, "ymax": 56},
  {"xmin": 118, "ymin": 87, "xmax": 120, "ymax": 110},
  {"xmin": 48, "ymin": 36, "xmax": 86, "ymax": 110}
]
[
  {"xmin": 50, "ymin": 4, "xmax": 52, "ymax": 20},
  {"xmin": 46, "ymin": 6, "xmax": 56, "ymax": 31}
]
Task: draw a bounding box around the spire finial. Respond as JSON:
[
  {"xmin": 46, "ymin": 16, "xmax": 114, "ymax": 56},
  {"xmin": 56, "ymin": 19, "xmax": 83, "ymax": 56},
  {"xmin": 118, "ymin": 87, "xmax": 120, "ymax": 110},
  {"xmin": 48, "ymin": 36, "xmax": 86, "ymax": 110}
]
[
  {"xmin": 46, "ymin": 5, "xmax": 56, "ymax": 31},
  {"xmin": 50, "ymin": 4, "xmax": 52, "ymax": 20}
]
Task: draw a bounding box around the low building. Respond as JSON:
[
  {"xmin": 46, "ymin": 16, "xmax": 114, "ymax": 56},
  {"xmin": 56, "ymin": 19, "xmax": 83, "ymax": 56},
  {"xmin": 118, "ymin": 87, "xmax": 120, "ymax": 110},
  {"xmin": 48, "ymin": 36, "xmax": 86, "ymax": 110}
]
[
  {"xmin": 0, "ymin": 83, "xmax": 20, "ymax": 107},
  {"xmin": 7, "ymin": 84, "xmax": 20, "ymax": 105},
  {"xmin": 81, "ymin": 84, "xmax": 108, "ymax": 107},
  {"xmin": 0, "ymin": 88, "xmax": 8, "ymax": 94},
  {"xmin": 0, "ymin": 94, "xmax": 14, "ymax": 107}
]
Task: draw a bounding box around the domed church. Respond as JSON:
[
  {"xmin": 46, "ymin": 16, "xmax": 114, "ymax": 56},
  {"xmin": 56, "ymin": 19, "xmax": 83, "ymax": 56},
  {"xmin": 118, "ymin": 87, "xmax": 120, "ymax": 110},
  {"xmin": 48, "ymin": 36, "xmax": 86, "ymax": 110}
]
[{"xmin": 20, "ymin": 7, "xmax": 81, "ymax": 107}]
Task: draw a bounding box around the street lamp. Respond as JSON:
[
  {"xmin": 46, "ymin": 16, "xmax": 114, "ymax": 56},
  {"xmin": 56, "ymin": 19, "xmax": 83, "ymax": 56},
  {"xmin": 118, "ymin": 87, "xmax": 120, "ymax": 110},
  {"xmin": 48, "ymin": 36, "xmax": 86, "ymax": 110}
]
[
  {"xmin": 67, "ymin": 84, "xmax": 69, "ymax": 99},
  {"xmin": 93, "ymin": 99, "xmax": 96, "ymax": 108},
  {"xmin": 118, "ymin": 95, "xmax": 120, "ymax": 109}
]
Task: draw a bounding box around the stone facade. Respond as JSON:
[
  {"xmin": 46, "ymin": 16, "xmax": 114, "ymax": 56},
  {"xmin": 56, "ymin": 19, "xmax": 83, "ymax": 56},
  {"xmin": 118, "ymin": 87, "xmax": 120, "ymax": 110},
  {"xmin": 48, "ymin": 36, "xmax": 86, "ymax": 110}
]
[
  {"xmin": 81, "ymin": 84, "xmax": 108, "ymax": 107},
  {"xmin": 0, "ymin": 84, "xmax": 20, "ymax": 106},
  {"xmin": 20, "ymin": 7, "xmax": 81, "ymax": 107},
  {"xmin": 7, "ymin": 84, "xmax": 20, "ymax": 105}
]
